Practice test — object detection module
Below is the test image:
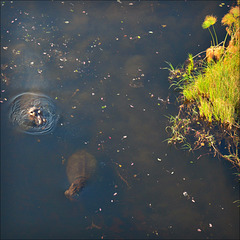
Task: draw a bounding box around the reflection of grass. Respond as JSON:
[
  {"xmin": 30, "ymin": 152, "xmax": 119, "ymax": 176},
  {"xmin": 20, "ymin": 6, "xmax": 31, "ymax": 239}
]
[{"xmin": 165, "ymin": 5, "xmax": 240, "ymax": 169}]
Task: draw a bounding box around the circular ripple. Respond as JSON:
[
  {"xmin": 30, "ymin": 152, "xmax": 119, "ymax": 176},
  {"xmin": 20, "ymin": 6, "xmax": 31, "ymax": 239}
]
[{"xmin": 9, "ymin": 92, "xmax": 58, "ymax": 135}]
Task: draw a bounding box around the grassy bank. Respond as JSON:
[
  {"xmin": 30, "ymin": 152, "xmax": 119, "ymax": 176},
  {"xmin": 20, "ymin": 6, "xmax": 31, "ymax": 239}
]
[
  {"xmin": 183, "ymin": 6, "xmax": 240, "ymax": 127},
  {"xmin": 166, "ymin": 5, "xmax": 240, "ymax": 168}
]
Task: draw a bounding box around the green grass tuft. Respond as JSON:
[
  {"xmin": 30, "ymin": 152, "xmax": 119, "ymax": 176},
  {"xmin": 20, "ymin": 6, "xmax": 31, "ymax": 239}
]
[{"xmin": 183, "ymin": 49, "xmax": 240, "ymax": 127}]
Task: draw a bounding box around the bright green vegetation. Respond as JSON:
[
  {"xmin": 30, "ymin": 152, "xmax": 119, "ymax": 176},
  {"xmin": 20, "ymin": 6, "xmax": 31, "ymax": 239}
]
[
  {"xmin": 183, "ymin": 48, "xmax": 239, "ymax": 127},
  {"xmin": 183, "ymin": 6, "xmax": 240, "ymax": 128},
  {"xmin": 202, "ymin": 15, "xmax": 218, "ymax": 46},
  {"xmin": 166, "ymin": 5, "xmax": 240, "ymax": 169}
]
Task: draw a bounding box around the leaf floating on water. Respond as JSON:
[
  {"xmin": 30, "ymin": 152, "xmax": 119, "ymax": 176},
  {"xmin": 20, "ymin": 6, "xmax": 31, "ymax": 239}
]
[{"xmin": 72, "ymin": 89, "xmax": 79, "ymax": 97}]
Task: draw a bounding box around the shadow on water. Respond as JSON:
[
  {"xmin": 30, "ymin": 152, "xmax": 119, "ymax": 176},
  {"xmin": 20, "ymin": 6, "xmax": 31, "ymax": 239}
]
[{"xmin": 1, "ymin": 1, "xmax": 239, "ymax": 239}]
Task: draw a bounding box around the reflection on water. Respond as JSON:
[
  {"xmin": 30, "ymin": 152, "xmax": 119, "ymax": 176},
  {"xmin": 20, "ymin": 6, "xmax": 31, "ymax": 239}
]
[
  {"xmin": 1, "ymin": 1, "xmax": 239, "ymax": 239},
  {"xmin": 9, "ymin": 92, "xmax": 58, "ymax": 135}
]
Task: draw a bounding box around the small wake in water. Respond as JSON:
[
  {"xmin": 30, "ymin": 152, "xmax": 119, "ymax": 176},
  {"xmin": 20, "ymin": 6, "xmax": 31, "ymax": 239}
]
[{"xmin": 9, "ymin": 92, "xmax": 58, "ymax": 135}]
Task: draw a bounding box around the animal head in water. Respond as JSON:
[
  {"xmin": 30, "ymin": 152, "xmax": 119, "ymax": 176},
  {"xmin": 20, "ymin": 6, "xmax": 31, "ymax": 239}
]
[
  {"xmin": 64, "ymin": 177, "xmax": 86, "ymax": 201},
  {"xmin": 9, "ymin": 92, "xmax": 58, "ymax": 135},
  {"xmin": 28, "ymin": 107, "xmax": 46, "ymax": 126}
]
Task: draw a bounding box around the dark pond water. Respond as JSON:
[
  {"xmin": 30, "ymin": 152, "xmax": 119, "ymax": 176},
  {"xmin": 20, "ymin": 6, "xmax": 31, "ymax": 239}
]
[{"xmin": 1, "ymin": 1, "xmax": 239, "ymax": 239}]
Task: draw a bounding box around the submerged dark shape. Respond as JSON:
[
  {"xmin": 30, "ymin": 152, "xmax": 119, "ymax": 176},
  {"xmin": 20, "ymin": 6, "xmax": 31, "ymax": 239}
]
[
  {"xmin": 9, "ymin": 92, "xmax": 58, "ymax": 135},
  {"xmin": 65, "ymin": 150, "xmax": 96, "ymax": 201}
]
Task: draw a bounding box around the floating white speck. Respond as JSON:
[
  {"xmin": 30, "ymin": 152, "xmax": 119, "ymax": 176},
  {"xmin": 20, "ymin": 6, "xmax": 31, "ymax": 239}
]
[{"xmin": 183, "ymin": 192, "xmax": 188, "ymax": 197}]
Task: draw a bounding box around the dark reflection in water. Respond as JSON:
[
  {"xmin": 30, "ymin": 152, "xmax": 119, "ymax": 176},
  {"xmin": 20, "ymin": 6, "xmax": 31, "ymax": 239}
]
[
  {"xmin": 9, "ymin": 92, "xmax": 58, "ymax": 135},
  {"xmin": 1, "ymin": 1, "xmax": 239, "ymax": 239}
]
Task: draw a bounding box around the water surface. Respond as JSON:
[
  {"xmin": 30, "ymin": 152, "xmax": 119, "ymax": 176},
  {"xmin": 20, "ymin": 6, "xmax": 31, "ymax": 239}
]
[{"xmin": 1, "ymin": 1, "xmax": 239, "ymax": 239}]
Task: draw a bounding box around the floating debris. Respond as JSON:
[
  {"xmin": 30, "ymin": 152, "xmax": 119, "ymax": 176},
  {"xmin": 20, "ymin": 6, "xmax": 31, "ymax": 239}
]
[{"xmin": 183, "ymin": 191, "xmax": 188, "ymax": 197}]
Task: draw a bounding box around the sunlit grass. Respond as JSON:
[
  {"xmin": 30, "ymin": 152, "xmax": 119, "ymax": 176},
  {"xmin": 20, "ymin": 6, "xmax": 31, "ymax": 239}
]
[
  {"xmin": 165, "ymin": 5, "xmax": 240, "ymax": 169},
  {"xmin": 182, "ymin": 46, "xmax": 240, "ymax": 127},
  {"xmin": 182, "ymin": 5, "xmax": 240, "ymax": 128},
  {"xmin": 202, "ymin": 15, "xmax": 218, "ymax": 45}
]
